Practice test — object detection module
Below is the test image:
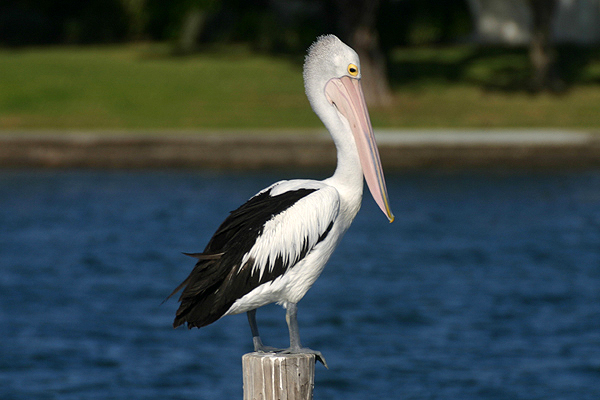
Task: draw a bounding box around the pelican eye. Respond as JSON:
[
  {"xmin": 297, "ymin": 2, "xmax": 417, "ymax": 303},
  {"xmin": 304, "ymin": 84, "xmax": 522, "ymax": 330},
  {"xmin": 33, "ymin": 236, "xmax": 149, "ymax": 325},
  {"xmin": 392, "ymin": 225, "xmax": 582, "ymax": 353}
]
[{"xmin": 347, "ymin": 63, "xmax": 358, "ymax": 77}]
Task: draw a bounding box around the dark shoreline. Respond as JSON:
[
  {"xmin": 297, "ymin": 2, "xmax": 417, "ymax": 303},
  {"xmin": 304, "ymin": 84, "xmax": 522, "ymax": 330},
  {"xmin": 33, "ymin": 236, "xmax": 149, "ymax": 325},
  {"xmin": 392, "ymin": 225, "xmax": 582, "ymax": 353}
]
[{"xmin": 2, "ymin": 130, "xmax": 600, "ymax": 170}]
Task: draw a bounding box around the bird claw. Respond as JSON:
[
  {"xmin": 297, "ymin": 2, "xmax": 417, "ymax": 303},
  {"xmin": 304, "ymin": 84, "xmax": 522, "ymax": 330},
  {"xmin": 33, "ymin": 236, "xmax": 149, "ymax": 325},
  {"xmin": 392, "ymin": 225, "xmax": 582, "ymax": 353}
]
[
  {"xmin": 252, "ymin": 337, "xmax": 328, "ymax": 368},
  {"xmin": 255, "ymin": 345, "xmax": 281, "ymax": 353},
  {"xmin": 253, "ymin": 335, "xmax": 281, "ymax": 354},
  {"xmin": 279, "ymin": 347, "xmax": 328, "ymax": 369}
]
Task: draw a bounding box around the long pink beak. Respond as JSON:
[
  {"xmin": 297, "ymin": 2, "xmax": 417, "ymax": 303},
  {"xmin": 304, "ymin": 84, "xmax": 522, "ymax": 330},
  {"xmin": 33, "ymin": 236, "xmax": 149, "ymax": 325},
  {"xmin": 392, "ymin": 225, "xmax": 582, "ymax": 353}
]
[{"xmin": 325, "ymin": 76, "xmax": 394, "ymax": 222}]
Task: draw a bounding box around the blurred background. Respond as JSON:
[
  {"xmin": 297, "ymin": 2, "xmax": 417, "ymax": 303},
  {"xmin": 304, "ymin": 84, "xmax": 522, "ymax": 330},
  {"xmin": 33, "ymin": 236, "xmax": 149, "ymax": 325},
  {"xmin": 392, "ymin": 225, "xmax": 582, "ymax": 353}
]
[
  {"xmin": 1, "ymin": 0, "xmax": 600, "ymax": 129},
  {"xmin": 2, "ymin": 2, "xmax": 600, "ymax": 400}
]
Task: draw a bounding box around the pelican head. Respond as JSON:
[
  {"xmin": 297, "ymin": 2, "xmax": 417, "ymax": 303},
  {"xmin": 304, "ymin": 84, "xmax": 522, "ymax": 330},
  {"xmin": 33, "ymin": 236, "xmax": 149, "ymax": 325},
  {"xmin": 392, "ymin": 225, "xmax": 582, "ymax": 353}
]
[{"xmin": 303, "ymin": 35, "xmax": 394, "ymax": 222}]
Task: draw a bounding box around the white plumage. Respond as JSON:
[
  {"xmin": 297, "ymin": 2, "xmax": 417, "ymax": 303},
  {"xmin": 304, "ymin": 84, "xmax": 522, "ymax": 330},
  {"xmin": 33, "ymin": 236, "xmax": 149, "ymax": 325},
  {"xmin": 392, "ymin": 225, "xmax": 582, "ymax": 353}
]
[
  {"xmin": 242, "ymin": 181, "xmax": 339, "ymax": 281},
  {"xmin": 228, "ymin": 183, "xmax": 341, "ymax": 314}
]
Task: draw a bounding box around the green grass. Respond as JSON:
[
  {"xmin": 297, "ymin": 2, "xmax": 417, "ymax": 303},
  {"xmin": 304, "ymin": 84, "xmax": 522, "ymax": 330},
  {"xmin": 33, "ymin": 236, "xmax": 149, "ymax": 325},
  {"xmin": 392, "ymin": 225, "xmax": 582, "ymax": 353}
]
[
  {"xmin": 1, "ymin": 43, "xmax": 600, "ymax": 130},
  {"xmin": 377, "ymin": 45, "xmax": 600, "ymax": 128},
  {"xmin": 0, "ymin": 44, "xmax": 318, "ymax": 129}
]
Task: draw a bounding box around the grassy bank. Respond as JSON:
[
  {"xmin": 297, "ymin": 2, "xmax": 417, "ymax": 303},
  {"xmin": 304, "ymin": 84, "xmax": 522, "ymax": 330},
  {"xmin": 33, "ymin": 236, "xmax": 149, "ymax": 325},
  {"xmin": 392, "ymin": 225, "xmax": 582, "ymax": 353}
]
[{"xmin": 1, "ymin": 43, "xmax": 599, "ymax": 130}]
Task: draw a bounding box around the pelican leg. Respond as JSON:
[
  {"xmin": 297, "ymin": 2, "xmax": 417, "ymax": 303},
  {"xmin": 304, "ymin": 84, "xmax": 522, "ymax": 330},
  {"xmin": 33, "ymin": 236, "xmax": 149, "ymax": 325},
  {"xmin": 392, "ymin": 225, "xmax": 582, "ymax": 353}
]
[
  {"xmin": 247, "ymin": 309, "xmax": 278, "ymax": 353},
  {"xmin": 283, "ymin": 303, "xmax": 328, "ymax": 368}
]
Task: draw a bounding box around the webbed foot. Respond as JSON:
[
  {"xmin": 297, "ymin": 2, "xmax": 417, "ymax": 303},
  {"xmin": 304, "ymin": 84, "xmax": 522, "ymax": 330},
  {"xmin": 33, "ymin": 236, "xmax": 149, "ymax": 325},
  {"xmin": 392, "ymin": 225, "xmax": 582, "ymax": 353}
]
[
  {"xmin": 253, "ymin": 337, "xmax": 280, "ymax": 353},
  {"xmin": 279, "ymin": 347, "xmax": 328, "ymax": 369}
]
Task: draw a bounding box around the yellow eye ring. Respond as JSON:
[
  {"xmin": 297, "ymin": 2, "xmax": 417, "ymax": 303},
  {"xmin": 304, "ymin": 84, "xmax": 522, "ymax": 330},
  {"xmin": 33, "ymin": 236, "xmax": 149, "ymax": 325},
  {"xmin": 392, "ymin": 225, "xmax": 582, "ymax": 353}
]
[{"xmin": 347, "ymin": 63, "xmax": 358, "ymax": 77}]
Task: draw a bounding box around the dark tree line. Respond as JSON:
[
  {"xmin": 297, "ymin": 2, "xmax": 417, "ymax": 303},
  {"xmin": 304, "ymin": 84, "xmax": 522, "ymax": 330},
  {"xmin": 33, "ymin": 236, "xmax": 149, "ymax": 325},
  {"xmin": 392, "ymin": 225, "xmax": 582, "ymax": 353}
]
[
  {"xmin": 0, "ymin": 0, "xmax": 471, "ymax": 46},
  {"xmin": 0, "ymin": 0, "xmax": 579, "ymax": 98}
]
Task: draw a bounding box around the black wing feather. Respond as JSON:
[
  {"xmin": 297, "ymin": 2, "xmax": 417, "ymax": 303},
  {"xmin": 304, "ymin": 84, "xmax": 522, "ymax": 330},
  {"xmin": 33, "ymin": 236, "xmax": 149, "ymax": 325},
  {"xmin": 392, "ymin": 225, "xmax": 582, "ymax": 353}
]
[{"xmin": 172, "ymin": 187, "xmax": 323, "ymax": 329}]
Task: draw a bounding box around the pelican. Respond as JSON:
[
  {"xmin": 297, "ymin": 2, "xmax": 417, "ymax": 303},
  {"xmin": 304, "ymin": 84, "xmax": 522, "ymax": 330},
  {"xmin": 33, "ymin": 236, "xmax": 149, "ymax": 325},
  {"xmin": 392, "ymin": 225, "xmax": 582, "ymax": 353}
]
[{"xmin": 169, "ymin": 35, "xmax": 394, "ymax": 367}]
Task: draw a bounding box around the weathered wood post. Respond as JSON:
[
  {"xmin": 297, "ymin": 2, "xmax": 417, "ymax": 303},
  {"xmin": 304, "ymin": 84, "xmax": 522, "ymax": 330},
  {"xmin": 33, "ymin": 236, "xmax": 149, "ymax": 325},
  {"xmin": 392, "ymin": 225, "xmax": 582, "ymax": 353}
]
[{"xmin": 242, "ymin": 353, "xmax": 316, "ymax": 400}]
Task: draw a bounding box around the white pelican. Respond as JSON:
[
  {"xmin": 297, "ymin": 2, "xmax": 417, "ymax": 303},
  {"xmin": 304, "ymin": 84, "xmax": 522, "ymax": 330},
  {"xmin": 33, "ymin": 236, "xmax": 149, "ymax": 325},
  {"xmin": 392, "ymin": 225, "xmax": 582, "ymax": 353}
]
[{"xmin": 169, "ymin": 35, "xmax": 394, "ymax": 367}]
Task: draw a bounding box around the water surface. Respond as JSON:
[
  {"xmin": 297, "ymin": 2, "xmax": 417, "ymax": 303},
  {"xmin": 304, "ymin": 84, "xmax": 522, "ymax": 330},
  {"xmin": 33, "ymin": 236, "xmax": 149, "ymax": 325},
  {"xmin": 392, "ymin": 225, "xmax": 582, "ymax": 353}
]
[{"xmin": 1, "ymin": 169, "xmax": 600, "ymax": 399}]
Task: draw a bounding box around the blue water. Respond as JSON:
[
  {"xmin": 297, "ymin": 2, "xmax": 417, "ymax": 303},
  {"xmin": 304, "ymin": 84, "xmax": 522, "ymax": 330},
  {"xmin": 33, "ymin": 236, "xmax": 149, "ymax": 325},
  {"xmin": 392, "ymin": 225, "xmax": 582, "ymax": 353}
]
[{"xmin": 1, "ymin": 169, "xmax": 600, "ymax": 400}]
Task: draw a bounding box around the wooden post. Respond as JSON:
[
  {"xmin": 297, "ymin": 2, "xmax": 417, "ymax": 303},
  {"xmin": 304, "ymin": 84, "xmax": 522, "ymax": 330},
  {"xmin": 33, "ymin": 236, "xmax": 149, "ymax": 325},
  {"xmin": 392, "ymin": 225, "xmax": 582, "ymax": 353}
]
[{"xmin": 242, "ymin": 353, "xmax": 315, "ymax": 400}]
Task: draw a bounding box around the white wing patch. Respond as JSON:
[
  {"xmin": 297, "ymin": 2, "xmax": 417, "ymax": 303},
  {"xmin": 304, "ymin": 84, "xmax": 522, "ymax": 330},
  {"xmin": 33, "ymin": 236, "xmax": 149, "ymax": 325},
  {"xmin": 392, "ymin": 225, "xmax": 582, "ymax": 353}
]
[{"xmin": 241, "ymin": 183, "xmax": 340, "ymax": 281}]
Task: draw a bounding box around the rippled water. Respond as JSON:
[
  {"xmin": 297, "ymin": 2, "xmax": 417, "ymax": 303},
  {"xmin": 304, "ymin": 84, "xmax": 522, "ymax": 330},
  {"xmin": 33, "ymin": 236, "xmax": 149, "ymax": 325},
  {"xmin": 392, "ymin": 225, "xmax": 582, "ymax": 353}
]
[{"xmin": 2, "ymin": 169, "xmax": 600, "ymax": 399}]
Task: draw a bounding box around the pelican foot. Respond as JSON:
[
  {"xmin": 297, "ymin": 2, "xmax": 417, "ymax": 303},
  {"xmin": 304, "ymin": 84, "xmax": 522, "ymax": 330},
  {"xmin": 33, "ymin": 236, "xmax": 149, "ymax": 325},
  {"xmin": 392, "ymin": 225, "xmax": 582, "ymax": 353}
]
[
  {"xmin": 253, "ymin": 337, "xmax": 281, "ymax": 353},
  {"xmin": 253, "ymin": 340, "xmax": 328, "ymax": 368},
  {"xmin": 254, "ymin": 344, "xmax": 281, "ymax": 353},
  {"xmin": 278, "ymin": 347, "xmax": 328, "ymax": 369}
]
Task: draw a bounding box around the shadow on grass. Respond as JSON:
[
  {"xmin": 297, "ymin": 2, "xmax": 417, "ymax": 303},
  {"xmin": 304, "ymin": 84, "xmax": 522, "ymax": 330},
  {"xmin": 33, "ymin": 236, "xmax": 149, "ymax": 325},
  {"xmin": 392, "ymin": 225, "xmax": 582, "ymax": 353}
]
[
  {"xmin": 387, "ymin": 45, "xmax": 600, "ymax": 93},
  {"xmin": 137, "ymin": 41, "xmax": 600, "ymax": 95}
]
